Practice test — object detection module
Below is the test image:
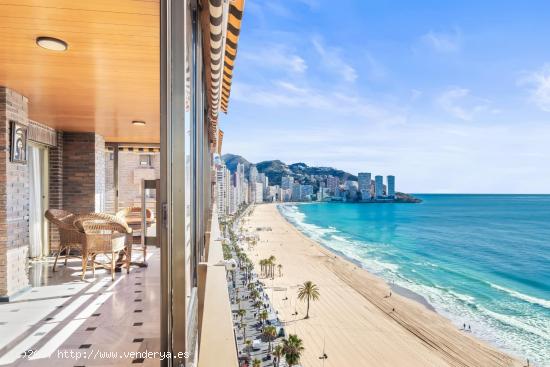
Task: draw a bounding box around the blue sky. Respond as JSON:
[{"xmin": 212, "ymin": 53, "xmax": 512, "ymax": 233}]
[{"xmin": 220, "ymin": 0, "xmax": 550, "ymax": 193}]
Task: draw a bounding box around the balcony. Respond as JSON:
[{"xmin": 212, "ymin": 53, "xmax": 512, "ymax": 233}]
[{"xmin": 197, "ymin": 207, "xmax": 239, "ymax": 367}]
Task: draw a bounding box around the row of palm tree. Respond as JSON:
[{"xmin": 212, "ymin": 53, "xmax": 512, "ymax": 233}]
[{"xmin": 259, "ymin": 255, "xmax": 283, "ymax": 279}]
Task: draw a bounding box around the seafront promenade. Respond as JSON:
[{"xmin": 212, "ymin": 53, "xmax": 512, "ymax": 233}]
[
  {"xmin": 226, "ymin": 212, "xmax": 287, "ymax": 366},
  {"xmin": 237, "ymin": 204, "xmax": 522, "ymax": 367}
]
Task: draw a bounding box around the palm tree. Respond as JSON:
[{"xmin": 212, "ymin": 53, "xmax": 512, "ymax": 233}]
[
  {"xmin": 237, "ymin": 309, "xmax": 246, "ymax": 324},
  {"xmin": 241, "ymin": 321, "xmax": 247, "ymax": 341},
  {"xmin": 252, "ymin": 359, "xmax": 261, "ymax": 367},
  {"xmin": 245, "ymin": 339, "xmax": 253, "ymax": 358},
  {"xmin": 259, "ymin": 309, "xmax": 268, "ymax": 328},
  {"xmin": 297, "ymin": 281, "xmax": 320, "ymax": 319},
  {"xmin": 278, "ymin": 264, "xmax": 283, "ymax": 277},
  {"xmin": 250, "ymin": 289, "xmax": 260, "ymax": 302},
  {"xmin": 269, "ymin": 255, "xmax": 276, "ymax": 278},
  {"xmin": 273, "ymin": 344, "xmax": 283, "ymax": 367},
  {"xmin": 283, "ymin": 334, "xmax": 304, "ymax": 367},
  {"xmin": 261, "ymin": 258, "xmax": 270, "ymax": 277},
  {"xmin": 263, "ymin": 325, "xmax": 277, "ymax": 352},
  {"xmin": 253, "ymin": 300, "xmax": 263, "ymax": 313}
]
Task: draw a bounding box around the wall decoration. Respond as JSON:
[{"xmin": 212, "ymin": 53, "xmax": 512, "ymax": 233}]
[{"xmin": 10, "ymin": 120, "xmax": 28, "ymax": 164}]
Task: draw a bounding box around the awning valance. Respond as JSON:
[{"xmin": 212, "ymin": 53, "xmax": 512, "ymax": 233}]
[{"xmin": 217, "ymin": 129, "xmax": 224, "ymax": 155}]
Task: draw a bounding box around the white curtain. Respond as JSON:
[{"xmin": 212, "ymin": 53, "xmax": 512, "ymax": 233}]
[{"xmin": 28, "ymin": 145, "xmax": 43, "ymax": 258}]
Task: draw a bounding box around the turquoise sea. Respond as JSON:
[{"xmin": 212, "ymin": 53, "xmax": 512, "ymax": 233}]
[{"xmin": 278, "ymin": 195, "xmax": 550, "ymax": 366}]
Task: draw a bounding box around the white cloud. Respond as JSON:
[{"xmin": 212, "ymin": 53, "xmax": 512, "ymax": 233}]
[
  {"xmin": 518, "ymin": 64, "xmax": 550, "ymax": 112},
  {"xmin": 312, "ymin": 37, "xmax": 358, "ymax": 82},
  {"xmin": 421, "ymin": 29, "xmax": 461, "ymax": 53},
  {"xmin": 436, "ymin": 87, "xmax": 490, "ymax": 121},
  {"xmin": 240, "ymin": 44, "xmax": 307, "ymax": 74},
  {"xmin": 232, "ymin": 79, "xmax": 405, "ymax": 124}
]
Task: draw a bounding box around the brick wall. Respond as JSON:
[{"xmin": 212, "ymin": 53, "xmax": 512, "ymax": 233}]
[
  {"xmin": 62, "ymin": 133, "xmax": 105, "ymax": 214},
  {"xmin": 0, "ymin": 86, "xmax": 30, "ymax": 298},
  {"xmin": 104, "ymin": 151, "xmax": 160, "ymax": 214}
]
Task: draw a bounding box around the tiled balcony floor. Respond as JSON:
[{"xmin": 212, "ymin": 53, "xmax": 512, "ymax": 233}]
[{"xmin": 0, "ymin": 248, "xmax": 160, "ymax": 366}]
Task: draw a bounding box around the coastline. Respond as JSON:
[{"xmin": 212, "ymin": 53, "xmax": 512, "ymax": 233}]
[{"xmin": 241, "ymin": 203, "xmax": 523, "ymax": 367}]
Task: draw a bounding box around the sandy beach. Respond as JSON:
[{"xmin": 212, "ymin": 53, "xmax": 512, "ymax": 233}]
[{"xmin": 240, "ymin": 203, "xmax": 522, "ymax": 367}]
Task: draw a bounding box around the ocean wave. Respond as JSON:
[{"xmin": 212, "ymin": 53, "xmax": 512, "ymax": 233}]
[
  {"xmin": 448, "ymin": 290, "xmax": 476, "ymax": 305},
  {"xmin": 489, "ymin": 283, "xmax": 550, "ymax": 309},
  {"xmin": 480, "ymin": 307, "xmax": 550, "ymax": 341}
]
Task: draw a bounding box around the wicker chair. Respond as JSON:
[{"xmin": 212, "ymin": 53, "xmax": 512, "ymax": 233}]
[
  {"xmin": 74, "ymin": 213, "xmax": 132, "ymax": 281},
  {"xmin": 45, "ymin": 209, "xmax": 85, "ymax": 272},
  {"xmin": 116, "ymin": 207, "xmax": 153, "ymax": 263}
]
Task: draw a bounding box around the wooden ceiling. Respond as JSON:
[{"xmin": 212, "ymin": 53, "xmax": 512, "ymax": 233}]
[{"xmin": 0, "ymin": 0, "xmax": 160, "ymax": 143}]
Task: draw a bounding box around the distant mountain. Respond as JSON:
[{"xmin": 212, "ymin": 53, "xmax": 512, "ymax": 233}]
[
  {"xmin": 221, "ymin": 153, "xmax": 358, "ymax": 188},
  {"xmin": 222, "ymin": 153, "xmax": 251, "ymax": 174}
]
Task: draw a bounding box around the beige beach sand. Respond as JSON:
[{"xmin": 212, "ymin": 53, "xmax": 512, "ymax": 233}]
[{"xmin": 240, "ymin": 203, "xmax": 522, "ymax": 367}]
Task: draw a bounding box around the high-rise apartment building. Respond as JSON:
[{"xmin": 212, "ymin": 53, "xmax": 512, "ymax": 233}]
[
  {"xmin": 216, "ymin": 164, "xmax": 231, "ymax": 216},
  {"xmin": 326, "ymin": 175, "xmax": 339, "ymax": 194},
  {"xmin": 300, "ymin": 185, "xmax": 314, "ymax": 200},
  {"xmin": 358, "ymin": 172, "xmax": 372, "ymax": 200},
  {"xmin": 291, "ymin": 182, "xmax": 301, "ymax": 201},
  {"xmin": 281, "ymin": 176, "xmax": 294, "ymax": 190},
  {"xmin": 255, "ymin": 182, "xmax": 264, "ymax": 203},
  {"xmin": 387, "ymin": 175, "xmax": 395, "ymax": 198},
  {"xmin": 249, "ymin": 164, "xmax": 258, "ymax": 184},
  {"xmin": 375, "ymin": 175, "xmax": 384, "ymax": 198},
  {"xmin": 358, "ymin": 172, "xmax": 371, "ymax": 191}
]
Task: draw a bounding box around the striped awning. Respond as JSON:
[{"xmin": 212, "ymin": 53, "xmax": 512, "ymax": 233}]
[
  {"xmin": 221, "ymin": 0, "xmax": 244, "ymax": 113},
  {"xmin": 208, "ymin": 0, "xmax": 224, "ymax": 120},
  {"xmin": 204, "ymin": 0, "xmax": 245, "ymax": 147}
]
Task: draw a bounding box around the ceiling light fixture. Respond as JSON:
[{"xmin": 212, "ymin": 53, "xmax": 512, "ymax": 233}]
[
  {"xmin": 36, "ymin": 36, "xmax": 68, "ymax": 51},
  {"xmin": 132, "ymin": 120, "xmax": 147, "ymax": 126}
]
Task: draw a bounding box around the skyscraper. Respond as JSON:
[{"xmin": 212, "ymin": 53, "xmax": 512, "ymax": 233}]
[
  {"xmin": 375, "ymin": 175, "xmax": 384, "ymax": 199},
  {"xmin": 358, "ymin": 172, "xmax": 372, "ymax": 200},
  {"xmin": 249, "ymin": 164, "xmax": 258, "ymax": 183},
  {"xmin": 326, "ymin": 175, "xmax": 339, "ymax": 195},
  {"xmin": 255, "ymin": 182, "xmax": 264, "ymax": 203},
  {"xmin": 291, "ymin": 182, "xmax": 301, "ymax": 201},
  {"xmin": 387, "ymin": 175, "xmax": 395, "ymax": 198},
  {"xmin": 358, "ymin": 172, "xmax": 371, "ymax": 191},
  {"xmin": 300, "ymin": 185, "xmax": 313, "ymax": 200},
  {"xmin": 281, "ymin": 176, "xmax": 294, "ymax": 190},
  {"xmin": 216, "ymin": 164, "xmax": 231, "ymax": 216}
]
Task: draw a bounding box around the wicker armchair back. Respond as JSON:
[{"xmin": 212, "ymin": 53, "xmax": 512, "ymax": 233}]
[
  {"xmin": 45, "ymin": 209, "xmax": 85, "ymax": 271},
  {"xmin": 74, "ymin": 213, "xmax": 132, "ymax": 280}
]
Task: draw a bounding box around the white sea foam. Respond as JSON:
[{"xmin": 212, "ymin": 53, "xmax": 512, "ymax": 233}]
[
  {"xmin": 480, "ymin": 307, "xmax": 550, "ymax": 341},
  {"xmin": 489, "ymin": 282, "xmax": 550, "ymax": 310}
]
